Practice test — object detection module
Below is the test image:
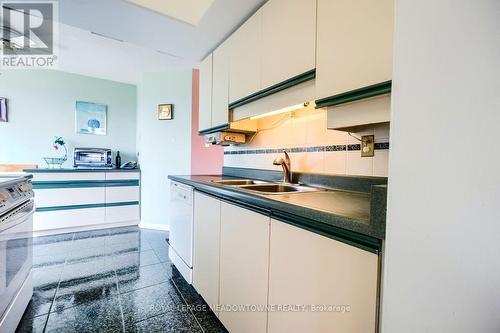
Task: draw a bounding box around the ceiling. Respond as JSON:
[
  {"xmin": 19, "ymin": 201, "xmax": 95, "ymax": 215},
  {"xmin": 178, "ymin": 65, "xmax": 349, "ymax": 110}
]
[
  {"xmin": 45, "ymin": 0, "xmax": 267, "ymax": 83},
  {"xmin": 125, "ymin": 0, "xmax": 215, "ymax": 26},
  {"xmin": 56, "ymin": 23, "xmax": 194, "ymax": 84}
]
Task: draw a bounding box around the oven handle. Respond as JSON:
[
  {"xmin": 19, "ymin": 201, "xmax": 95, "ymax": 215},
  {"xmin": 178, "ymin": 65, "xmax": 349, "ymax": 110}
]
[{"xmin": 0, "ymin": 199, "xmax": 35, "ymax": 233}]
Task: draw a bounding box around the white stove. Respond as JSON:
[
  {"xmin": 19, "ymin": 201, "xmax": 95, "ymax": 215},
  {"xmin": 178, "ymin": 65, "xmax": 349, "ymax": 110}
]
[{"xmin": 0, "ymin": 175, "xmax": 34, "ymax": 332}]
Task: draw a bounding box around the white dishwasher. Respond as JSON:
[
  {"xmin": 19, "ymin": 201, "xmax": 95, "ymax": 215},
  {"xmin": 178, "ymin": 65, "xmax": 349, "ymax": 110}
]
[{"xmin": 168, "ymin": 181, "xmax": 194, "ymax": 283}]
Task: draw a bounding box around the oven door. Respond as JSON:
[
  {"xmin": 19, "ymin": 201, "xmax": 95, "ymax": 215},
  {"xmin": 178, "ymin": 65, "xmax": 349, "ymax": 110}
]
[{"xmin": 0, "ymin": 200, "xmax": 34, "ymax": 320}]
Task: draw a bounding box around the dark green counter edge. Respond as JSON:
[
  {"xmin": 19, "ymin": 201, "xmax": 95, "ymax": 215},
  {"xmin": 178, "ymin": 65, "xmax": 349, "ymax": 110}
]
[
  {"xmin": 36, "ymin": 201, "xmax": 139, "ymax": 212},
  {"xmin": 24, "ymin": 168, "xmax": 140, "ymax": 173},
  {"xmin": 315, "ymin": 80, "xmax": 392, "ymax": 109},
  {"xmin": 33, "ymin": 179, "xmax": 139, "ymax": 189},
  {"xmin": 272, "ymin": 210, "xmax": 381, "ymax": 254},
  {"xmin": 181, "ymin": 180, "xmax": 382, "ymax": 254},
  {"xmin": 199, "ymin": 123, "xmax": 230, "ymax": 136},
  {"xmin": 229, "ymin": 69, "xmax": 316, "ymax": 110}
]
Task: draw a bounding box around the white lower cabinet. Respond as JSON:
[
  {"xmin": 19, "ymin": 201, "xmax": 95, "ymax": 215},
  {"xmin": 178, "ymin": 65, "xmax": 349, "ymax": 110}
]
[
  {"xmin": 105, "ymin": 185, "xmax": 140, "ymax": 203},
  {"xmin": 219, "ymin": 202, "xmax": 270, "ymax": 333},
  {"xmin": 105, "ymin": 205, "xmax": 139, "ymax": 223},
  {"xmin": 191, "ymin": 193, "xmax": 379, "ymax": 333},
  {"xmin": 32, "ymin": 171, "xmax": 140, "ymax": 232},
  {"xmin": 192, "ymin": 192, "xmax": 222, "ymax": 314},
  {"xmin": 267, "ymin": 219, "xmax": 379, "ymax": 333}
]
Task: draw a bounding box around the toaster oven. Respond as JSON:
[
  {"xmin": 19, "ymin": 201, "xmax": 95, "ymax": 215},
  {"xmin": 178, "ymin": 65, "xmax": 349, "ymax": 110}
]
[{"xmin": 73, "ymin": 148, "xmax": 112, "ymax": 168}]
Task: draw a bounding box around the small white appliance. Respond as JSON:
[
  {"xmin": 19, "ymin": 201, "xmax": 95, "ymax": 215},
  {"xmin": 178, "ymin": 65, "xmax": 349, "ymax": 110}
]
[
  {"xmin": 168, "ymin": 181, "xmax": 194, "ymax": 283},
  {"xmin": 0, "ymin": 175, "xmax": 34, "ymax": 332},
  {"xmin": 73, "ymin": 148, "xmax": 112, "ymax": 168}
]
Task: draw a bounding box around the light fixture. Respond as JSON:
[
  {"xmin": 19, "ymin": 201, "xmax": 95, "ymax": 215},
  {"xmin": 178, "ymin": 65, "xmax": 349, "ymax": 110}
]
[{"xmin": 250, "ymin": 102, "xmax": 310, "ymax": 120}]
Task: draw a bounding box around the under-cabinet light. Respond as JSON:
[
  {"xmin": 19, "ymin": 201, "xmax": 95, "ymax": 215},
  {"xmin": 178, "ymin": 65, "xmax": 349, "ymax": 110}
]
[{"xmin": 249, "ymin": 102, "xmax": 309, "ymax": 120}]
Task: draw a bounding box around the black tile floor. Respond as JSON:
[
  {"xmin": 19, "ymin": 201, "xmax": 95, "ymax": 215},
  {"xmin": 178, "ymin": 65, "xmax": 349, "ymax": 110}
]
[{"xmin": 17, "ymin": 226, "xmax": 228, "ymax": 333}]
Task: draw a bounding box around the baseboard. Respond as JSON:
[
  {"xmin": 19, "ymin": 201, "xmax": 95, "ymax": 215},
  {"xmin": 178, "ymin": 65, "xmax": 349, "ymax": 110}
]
[
  {"xmin": 33, "ymin": 220, "xmax": 139, "ymax": 237},
  {"xmin": 139, "ymin": 223, "xmax": 170, "ymax": 231}
]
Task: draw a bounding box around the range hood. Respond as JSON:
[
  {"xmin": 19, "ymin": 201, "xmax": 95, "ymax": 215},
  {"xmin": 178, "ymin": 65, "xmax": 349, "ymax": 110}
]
[
  {"xmin": 201, "ymin": 118, "xmax": 257, "ymax": 146},
  {"xmin": 204, "ymin": 131, "xmax": 247, "ymax": 146}
]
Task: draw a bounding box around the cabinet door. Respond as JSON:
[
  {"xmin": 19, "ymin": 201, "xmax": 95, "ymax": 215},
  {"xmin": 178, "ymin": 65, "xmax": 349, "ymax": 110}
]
[
  {"xmin": 219, "ymin": 203, "xmax": 270, "ymax": 333},
  {"xmin": 105, "ymin": 204, "xmax": 139, "ymax": 223},
  {"xmin": 199, "ymin": 53, "xmax": 213, "ymax": 132},
  {"xmin": 193, "ymin": 192, "xmax": 221, "ymax": 312},
  {"xmin": 211, "ymin": 38, "xmax": 231, "ymax": 127},
  {"xmin": 268, "ymin": 219, "xmax": 379, "ymax": 333},
  {"xmin": 261, "ymin": 0, "xmax": 316, "ymax": 88},
  {"xmin": 229, "ymin": 9, "xmax": 262, "ymax": 104},
  {"xmin": 316, "ymin": 0, "xmax": 394, "ymax": 99}
]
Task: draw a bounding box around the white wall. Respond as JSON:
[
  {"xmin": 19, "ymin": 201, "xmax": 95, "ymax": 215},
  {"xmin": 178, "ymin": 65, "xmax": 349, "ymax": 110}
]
[
  {"xmin": 382, "ymin": 0, "xmax": 500, "ymax": 332},
  {"xmin": 0, "ymin": 70, "xmax": 137, "ymax": 166},
  {"xmin": 136, "ymin": 70, "xmax": 192, "ymax": 228}
]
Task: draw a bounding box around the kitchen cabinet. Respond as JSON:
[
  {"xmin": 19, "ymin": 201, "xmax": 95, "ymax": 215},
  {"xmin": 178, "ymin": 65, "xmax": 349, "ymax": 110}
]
[
  {"xmin": 267, "ymin": 219, "xmax": 379, "ymax": 333},
  {"xmin": 192, "ymin": 191, "xmax": 221, "ymax": 313},
  {"xmin": 199, "ymin": 53, "xmax": 213, "ymax": 132},
  {"xmin": 261, "ymin": 0, "xmax": 316, "ymax": 88},
  {"xmin": 211, "ymin": 38, "xmax": 231, "ymax": 127},
  {"xmin": 32, "ymin": 170, "xmax": 140, "ymax": 233},
  {"xmin": 326, "ymin": 94, "xmax": 391, "ymax": 131},
  {"xmin": 229, "ymin": 9, "xmax": 262, "ymax": 104},
  {"xmin": 105, "ymin": 171, "xmax": 140, "ymax": 223},
  {"xmin": 316, "ymin": 0, "xmax": 394, "ymax": 100},
  {"xmin": 219, "ymin": 202, "xmax": 270, "ymax": 333}
]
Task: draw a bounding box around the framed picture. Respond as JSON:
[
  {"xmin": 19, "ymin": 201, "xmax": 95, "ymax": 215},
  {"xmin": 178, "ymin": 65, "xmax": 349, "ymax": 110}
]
[
  {"xmin": 75, "ymin": 101, "xmax": 107, "ymax": 135},
  {"xmin": 158, "ymin": 104, "xmax": 173, "ymax": 120},
  {"xmin": 0, "ymin": 98, "xmax": 7, "ymax": 122}
]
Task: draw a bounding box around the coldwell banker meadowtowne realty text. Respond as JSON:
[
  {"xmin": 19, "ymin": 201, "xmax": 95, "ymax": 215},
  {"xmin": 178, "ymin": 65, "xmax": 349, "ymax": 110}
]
[{"xmin": 0, "ymin": 0, "xmax": 499, "ymax": 333}]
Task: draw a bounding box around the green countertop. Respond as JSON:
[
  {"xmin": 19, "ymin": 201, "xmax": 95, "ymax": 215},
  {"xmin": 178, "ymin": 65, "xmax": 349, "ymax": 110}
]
[
  {"xmin": 169, "ymin": 174, "xmax": 387, "ymax": 253},
  {"xmin": 24, "ymin": 168, "xmax": 140, "ymax": 173}
]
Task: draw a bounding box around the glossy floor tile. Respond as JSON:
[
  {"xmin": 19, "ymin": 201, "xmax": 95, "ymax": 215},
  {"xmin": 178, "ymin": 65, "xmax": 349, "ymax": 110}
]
[{"xmin": 17, "ymin": 226, "xmax": 227, "ymax": 333}]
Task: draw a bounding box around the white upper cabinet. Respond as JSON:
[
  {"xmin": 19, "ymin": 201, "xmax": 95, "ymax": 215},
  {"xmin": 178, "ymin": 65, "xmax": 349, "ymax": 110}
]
[
  {"xmin": 261, "ymin": 0, "xmax": 317, "ymax": 88},
  {"xmin": 229, "ymin": 9, "xmax": 262, "ymax": 104},
  {"xmin": 199, "ymin": 53, "xmax": 213, "ymax": 132},
  {"xmin": 211, "ymin": 38, "xmax": 231, "ymax": 127},
  {"xmin": 316, "ymin": 0, "xmax": 394, "ymax": 100}
]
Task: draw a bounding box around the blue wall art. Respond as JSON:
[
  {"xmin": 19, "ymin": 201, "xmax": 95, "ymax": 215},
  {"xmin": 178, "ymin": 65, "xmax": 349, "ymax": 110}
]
[{"xmin": 75, "ymin": 101, "xmax": 107, "ymax": 135}]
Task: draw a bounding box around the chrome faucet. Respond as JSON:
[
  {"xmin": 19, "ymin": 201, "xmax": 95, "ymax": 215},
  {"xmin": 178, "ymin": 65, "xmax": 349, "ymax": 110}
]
[{"xmin": 273, "ymin": 150, "xmax": 292, "ymax": 183}]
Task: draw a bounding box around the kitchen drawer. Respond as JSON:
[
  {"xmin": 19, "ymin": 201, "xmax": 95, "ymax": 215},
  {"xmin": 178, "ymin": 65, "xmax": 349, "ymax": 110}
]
[
  {"xmin": 33, "ymin": 172, "xmax": 105, "ymax": 182},
  {"xmin": 105, "ymin": 204, "xmax": 139, "ymax": 223},
  {"xmin": 105, "ymin": 186, "xmax": 140, "ymax": 203},
  {"xmin": 35, "ymin": 187, "xmax": 105, "ymax": 208},
  {"xmin": 34, "ymin": 207, "xmax": 105, "ymax": 231},
  {"xmin": 105, "ymin": 172, "xmax": 140, "ymax": 180}
]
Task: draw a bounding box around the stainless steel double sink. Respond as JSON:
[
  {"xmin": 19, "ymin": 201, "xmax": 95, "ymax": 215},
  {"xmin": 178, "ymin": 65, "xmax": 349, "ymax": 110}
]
[{"xmin": 211, "ymin": 179, "xmax": 321, "ymax": 195}]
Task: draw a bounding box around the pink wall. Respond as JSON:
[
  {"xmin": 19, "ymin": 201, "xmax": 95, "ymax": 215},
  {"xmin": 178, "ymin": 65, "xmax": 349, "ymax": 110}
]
[{"xmin": 191, "ymin": 69, "xmax": 224, "ymax": 175}]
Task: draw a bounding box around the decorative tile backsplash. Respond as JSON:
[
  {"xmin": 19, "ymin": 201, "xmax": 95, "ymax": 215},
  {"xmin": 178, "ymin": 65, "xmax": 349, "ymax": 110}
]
[
  {"xmin": 224, "ymin": 106, "xmax": 390, "ymax": 177},
  {"xmin": 224, "ymin": 142, "xmax": 389, "ymax": 155}
]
